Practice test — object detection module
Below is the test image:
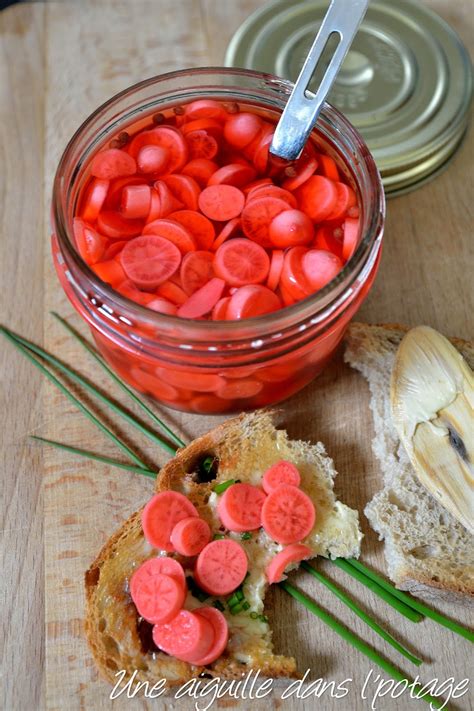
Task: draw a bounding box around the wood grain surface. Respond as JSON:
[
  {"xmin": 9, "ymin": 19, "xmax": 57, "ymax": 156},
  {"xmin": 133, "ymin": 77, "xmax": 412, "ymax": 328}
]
[{"xmin": 1, "ymin": 2, "xmax": 472, "ymax": 710}]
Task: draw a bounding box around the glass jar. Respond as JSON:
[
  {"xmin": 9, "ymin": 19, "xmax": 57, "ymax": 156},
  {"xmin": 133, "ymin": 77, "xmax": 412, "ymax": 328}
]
[{"xmin": 51, "ymin": 68, "xmax": 385, "ymax": 415}]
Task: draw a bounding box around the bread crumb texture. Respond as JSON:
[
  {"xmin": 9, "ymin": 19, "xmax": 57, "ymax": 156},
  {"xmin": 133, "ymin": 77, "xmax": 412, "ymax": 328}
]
[
  {"xmin": 85, "ymin": 411, "xmax": 362, "ymax": 685},
  {"xmin": 345, "ymin": 322, "xmax": 474, "ymax": 602}
]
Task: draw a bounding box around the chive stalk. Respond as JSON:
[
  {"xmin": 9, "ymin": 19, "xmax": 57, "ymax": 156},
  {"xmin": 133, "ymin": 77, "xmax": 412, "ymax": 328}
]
[
  {"xmin": 280, "ymin": 582, "xmax": 444, "ymax": 709},
  {"xmin": 51, "ymin": 312, "xmax": 185, "ymax": 449},
  {"xmin": 301, "ymin": 563, "xmax": 422, "ymax": 666},
  {"xmin": 332, "ymin": 558, "xmax": 423, "ymax": 623},
  {"xmin": 346, "ymin": 559, "xmax": 474, "ymax": 643},
  {"xmin": 30, "ymin": 436, "xmax": 156, "ymax": 478},
  {"xmin": 1, "ymin": 327, "xmax": 150, "ymax": 471},
  {"xmin": 213, "ymin": 479, "xmax": 236, "ymax": 494}
]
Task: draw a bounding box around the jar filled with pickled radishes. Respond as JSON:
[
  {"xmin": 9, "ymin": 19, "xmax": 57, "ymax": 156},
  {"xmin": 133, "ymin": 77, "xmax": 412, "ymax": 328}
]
[{"xmin": 51, "ymin": 68, "xmax": 384, "ymax": 414}]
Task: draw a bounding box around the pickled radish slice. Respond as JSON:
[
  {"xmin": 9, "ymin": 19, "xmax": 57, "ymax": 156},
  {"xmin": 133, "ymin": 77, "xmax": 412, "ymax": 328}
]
[
  {"xmin": 186, "ymin": 130, "xmax": 219, "ymax": 160},
  {"xmin": 217, "ymin": 483, "xmax": 266, "ymax": 532},
  {"xmin": 182, "ymin": 158, "xmax": 219, "ymax": 187},
  {"xmin": 269, "ymin": 209, "xmax": 314, "ymax": 248},
  {"xmin": 261, "ymin": 484, "xmax": 315, "ymax": 544},
  {"xmin": 73, "ymin": 218, "xmax": 106, "ymax": 264},
  {"xmin": 208, "ymin": 163, "xmax": 256, "ymax": 188},
  {"xmin": 146, "ymin": 188, "xmax": 161, "ymax": 223},
  {"xmin": 147, "ymin": 297, "xmax": 178, "ymax": 315},
  {"xmin": 120, "ymin": 184, "xmax": 151, "ymax": 219},
  {"xmin": 180, "ymin": 251, "xmax": 215, "ymax": 295},
  {"xmin": 130, "ymin": 557, "xmax": 186, "ymax": 600},
  {"xmin": 190, "ymin": 608, "xmax": 229, "ymax": 666},
  {"xmin": 211, "ymin": 218, "xmax": 240, "ymax": 251},
  {"xmin": 194, "ymin": 539, "xmax": 248, "ymax": 595},
  {"xmin": 247, "ymin": 184, "xmax": 297, "ymax": 208},
  {"xmin": 302, "ymin": 249, "xmax": 343, "ymax": 291},
  {"xmin": 154, "ymin": 180, "xmax": 185, "ymax": 216},
  {"xmin": 216, "ymin": 378, "xmax": 263, "ymax": 399},
  {"xmin": 143, "ymin": 218, "xmax": 196, "ymax": 254},
  {"xmin": 185, "ymin": 99, "xmax": 226, "ymax": 120},
  {"xmin": 325, "ymin": 182, "xmax": 357, "ymax": 222},
  {"xmin": 280, "ymin": 247, "xmax": 310, "ymax": 301},
  {"xmin": 212, "ymin": 296, "xmax": 230, "ymax": 320},
  {"xmin": 281, "ymin": 155, "xmax": 318, "ymax": 191},
  {"xmin": 295, "ymin": 175, "xmax": 338, "ymax": 222},
  {"xmin": 97, "ymin": 210, "xmax": 143, "ymax": 239},
  {"xmin": 130, "ymin": 126, "xmax": 188, "ymax": 173},
  {"xmin": 342, "ymin": 217, "xmax": 360, "ymax": 261},
  {"xmin": 314, "ymin": 225, "xmax": 343, "ymax": 257},
  {"xmin": 103, "ymin": 239, "xmax": 128, "ymax": 260},
  {"xmin": 170, "ymin": 516, "xmax": 211, "ymax": 556},
  {"xmin": 156, "ymin": 280, "xmax": 187, "ymax": 305},
  {"xmin": 168, "ymin": 210, "xmax": 215, "ymax": 250},
  {"xmin": 120, "ymin": 235, "xmax": 181, "ymax": 290},
  {"xmin": 164, "ymin": 174, "xmax": 200, "ymax": 211},
  {"xmin": 142, "ymin": 491, "xmax": 198, "ymax": 551},
  {"xmin": 224, "ymin": 112, "xmax": 262, "ymax": 148},
  {"xmin": 81, "ymin": 178, "xmax": 109, "ymax": 222},
  {"xmin": 152, "ymin": 610, "xmax": 215, "ymax": 663},
  {"xmin": 182, "ymin": 118, "xmax": 223, "ymax": 137},
  {"xmin": 243, "ymin": 178, "xmax": 273, "ymax": 194},
  {"xmin": 198, "ymin": 185, "xmax": 245, "ymax": 221},
  {"xmin": 91, "ymin": 148, "xmax": 137, "ymax": 180},
  {"xmin": 241, "ymin": 197, "xmax": 290, "ymax": 247},
  {"xmin": 318, "ymin": 154, "xmax": 340, "ymax": 181},
  {"xmin": 266, "ymin": 250, "xmax": 284, "ymax": 291},
  {"xmin": 262, "ymin": 460, "xmax": 301, "ymax": 494},
  {"xmin": 137, "ymin": 145, "xmax": 169, "ymax": 174},
  {"xmin": 93, "ymin": 259, "xmax": 126, "ymax": 286},
  {"xmin": 214, "ymin": 238, "xmax": 269, "ymax": 287},
  {"xmin": 178, "ymin": 277, "xmax": 226, "ymax": 318},
  {"xmin": 266, "ymin": 544, "xmax": 312, "ymax": 584},
  {"xmin": 156, "ymin": 368, "xmax": 223, "ymax": 392},
  {"xmin": 131, "ymin": 572, "xmax": 185, "ymax": 624},
  {"xmin": 226, "ymin": 285, "xmax": 281, "ymax": 319}
]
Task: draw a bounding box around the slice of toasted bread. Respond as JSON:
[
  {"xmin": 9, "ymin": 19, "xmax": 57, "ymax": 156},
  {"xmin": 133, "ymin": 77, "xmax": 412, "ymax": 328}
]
[
  {"xmin": 345, "ymin": 322, "xmax": 474, "ymax": 602},
  {"xmin": 85, "ymin": 411, "xmax": 362, "ymax": 686}
]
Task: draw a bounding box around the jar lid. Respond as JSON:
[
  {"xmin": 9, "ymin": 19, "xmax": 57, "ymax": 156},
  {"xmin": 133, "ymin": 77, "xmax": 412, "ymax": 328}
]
[{"xmin": 225, "ymin": 0, "xmax": 472, "ymax": 196}]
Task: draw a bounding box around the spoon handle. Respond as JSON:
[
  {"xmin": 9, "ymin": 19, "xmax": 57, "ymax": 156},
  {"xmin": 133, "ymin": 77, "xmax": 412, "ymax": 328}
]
[{"xmin": 270, "ymin": 0, "xmax": 370, "ymax": 161}]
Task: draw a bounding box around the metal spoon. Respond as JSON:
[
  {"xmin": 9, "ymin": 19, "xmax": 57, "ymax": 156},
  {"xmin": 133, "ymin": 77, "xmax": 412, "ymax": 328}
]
[{"xmin": 270, "ymin": 0, "xmax": 370, "ymax": 161}]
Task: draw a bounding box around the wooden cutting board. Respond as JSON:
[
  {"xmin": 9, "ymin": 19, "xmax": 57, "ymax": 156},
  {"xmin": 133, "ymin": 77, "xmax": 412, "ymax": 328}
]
[{"xmin": 1, "ymin": 2, "xmax": 472, "ymax": 710}]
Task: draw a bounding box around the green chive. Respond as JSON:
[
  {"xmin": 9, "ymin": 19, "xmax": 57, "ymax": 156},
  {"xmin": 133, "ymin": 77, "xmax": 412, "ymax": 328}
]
[
  {"xmin": 9, "ymin": 328, "xmax": 177, "ymax": 457},
  {"xmin": 301, "ymin": 563, "xmax": 422, "ymax": 666},
  {"xmin": 198, "ymin": 456, "xmax": 219, "ymax": 481},
  {"xmin": 241, "ymin": 601, "xmax": 250, "ymax": 611},
  {"xmin": 258, "ymin": 614, "xmax": 268, "ymax": 623},
  {"xmin": 229, "ymin": 602, "xmax": 243, "ymax": 615},
  {"xmin": 213, "ymin": 533, "xmax": 226, "ymax": 540},
  {"xmin": 250, "ymin": 611, "xmax": 259, "ymax": 620},
  {"xmin": 213, "ymin": 479, "xmax": 236, "ymax": 494},
  {"xmin": 347, "ymin": 559, "xmax": 474, "ymax": 643},
  {"xmin": 186, "ymin": 576, "xmax": 209, "ymax": 602},
  {"xmin": 241, "ymin": 532, "xmax": 252, "ymax": 541},
  {"xmin": 213, "ymin": 600, "xmax": 225, "ymax": 612},
  {"xmin": 51, "ymin": 312, "xmax": 185, "ymax": 449},
  {"xmin": 0, "ymin": 327, "xmax": 150, "ymax": 471},
  {"xmin": 332, "ymin": 558, "xmax": 423, "ymax": 623},
  {"xmin": 281, "ymin": 582, "xmax": 444, "ymax": 709},
  {"xmin": 227, "ymin": 592, "xmax": 240, "ymax": 607},
  {"xmin": 30, "ymin": 436, "xmax": 156, "ymax": 478}
]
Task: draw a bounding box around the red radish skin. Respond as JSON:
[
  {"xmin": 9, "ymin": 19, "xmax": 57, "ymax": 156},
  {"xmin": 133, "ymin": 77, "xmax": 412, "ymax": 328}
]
[
  {"xmin": 194, "ymin": 539, "xmax": 248, "ymax": 596},
  {"xmin": 217, "ymin": 483, "xmax": 266, "ymax": 532},
  {"xmin": 224, "ymin": 113, "xmax": 262, "ymax": 148},
  {"xmin": 178, "ymin": 277, "xmax": 226, "ymax": 319},
  {"xmin": 143, "ymin": 219, "xmax": 196, "ymax": 253},
  {"xmin": 266, "ymin": 544, "xmax": 312, "ymax": 584},
  {"xmin": 189, "ymin": 608, "xmax": 229, "ymax": 666},
  {"xmin": 137, "ymin": 145, "xmax": 169, "ymax": 174},
  {"xmin": 168, "ymin": 210, "xmax": 215, "ymax": 250},
  {"xmin": 295, "ymin": 175, "xmax": 338, "ymax": 222},
  {"xmin": 120, "ymin": 235, "xmax": 181, "ymax": 291},
  {"xmin": 261, "ymin": 484, "xmax": 316, "ymax": 544},
  {"xmin": 302, "ymin": 249, "xmax": 343, "ymax": 291},
  {"xmin": 241, "ymin": 197, "xmax": 290, "ymax": 247},
  {"xmin": 269, "ymin": 209, "xmax": 314, "ymax": 248},
  {"xmin": 141, "ymin": 491, "xmax": 199, "ymax": 551},
  {"xmin": 180, "ymin": 251, "xmax": 215, "ymax": 295},
  {"xmin": 226, "ymin": 285, "xmax": 281, "ymax": 320},
  {"xmin": 91, "ymin": 149, "xmax": 137, "ymax": 180},
  {"xmin": 262, "ymin": 460, "xmax": 301, "ymax": 494}
]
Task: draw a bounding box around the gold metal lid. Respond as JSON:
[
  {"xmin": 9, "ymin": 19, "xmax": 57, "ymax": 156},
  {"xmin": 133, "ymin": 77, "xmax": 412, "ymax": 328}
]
[{"xmin": 225, "ymin": 0, "xmax": 472, "ymax": 195}]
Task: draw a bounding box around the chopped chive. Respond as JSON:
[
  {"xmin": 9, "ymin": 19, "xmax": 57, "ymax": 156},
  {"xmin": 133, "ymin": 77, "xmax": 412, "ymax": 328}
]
[
  {"xmin": 213, "ymin": 533, "xmax": 226, "ymax": 540},
  {"xmin": 186, "ymin": 576, "xmax": 209, "ymax": 602},
  {"xmin": 332, "ymin": 558, "xmax": 423, "ymax": 623},
  {"xmin": 258, "ymin": 614, "xmax": 268, "ymax": 623},
  {"xmin": 227, "ymin": 593, "xmax": 240, "ymax": 607},
  {"xmin": 213, "ymin": 479, "xmax": 236, "ymax": 494},
  {"xmin": 30, "ymin": 436, "xmax": 156, "ymax": 478},
  {"xmin": 9, "ymin": 328, "xmax": 177, "ymax": 457},
  {"xmin": 250, "ymin": 611, "xmax": 259, "ymax": 620},
  {"xmin": 301, "ymin": 563, "xmax": 422, "ymax": 666},
  {"xmin": 0, "ymin": 327, "xmax": 150, "ymax": 471},
  {"xmin": 213, "ymin": 600, "xmax": 225, "ymax": 612},
  {"xmin": 240, "ymin": 532, "xmax": 252, "ymax": 540},
  {"xmin": 229, "ymin": 602, "xmax": 244, "ymax": 615},
  {"xmin": 241, "ymin": 601, "xmax": 250, "ymax": 611},
  {"xmin": 347, "ymin": 559, "xmax": 474, "ymax": 643},
  {"xmin": 51, "ymin": 312, "xmax": 185, "ymax": 449},
  {"xmin": 198, "ymin": 456, "xmax": 219, "ymax": 481},
  {"xmin": 280, "ymin": 582, "xmax": 444, "ymax": 709}
]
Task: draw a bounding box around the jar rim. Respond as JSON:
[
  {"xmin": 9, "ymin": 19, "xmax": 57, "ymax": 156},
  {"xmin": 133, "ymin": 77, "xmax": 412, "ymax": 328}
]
[{"xmin": 52, "ymin": 66, "xmax": 385, "ymax": 339}]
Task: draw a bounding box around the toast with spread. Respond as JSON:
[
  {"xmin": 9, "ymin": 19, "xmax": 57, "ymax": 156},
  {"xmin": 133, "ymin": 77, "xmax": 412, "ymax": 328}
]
[{"xmin": 85, "ymin": 411, "xmax": 362, "ymax": 685}]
